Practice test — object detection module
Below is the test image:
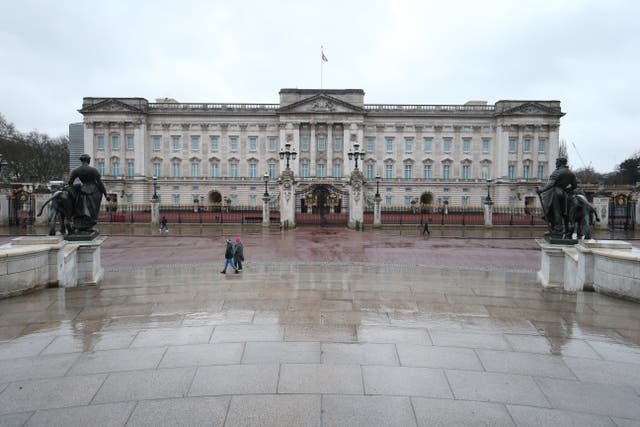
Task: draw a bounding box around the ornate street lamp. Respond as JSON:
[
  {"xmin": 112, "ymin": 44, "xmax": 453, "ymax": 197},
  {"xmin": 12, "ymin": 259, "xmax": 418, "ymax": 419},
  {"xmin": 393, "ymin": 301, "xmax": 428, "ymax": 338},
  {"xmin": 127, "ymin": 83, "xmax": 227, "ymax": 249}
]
[
  {"xmin": 152, "ymin": 176, "xmax": 159, "ymax": 202},
  {"xmin": 348, "ymin": 143, "xmax": 366, "ymax": 170},
  {"xmin": 279, "ymin": 143, "xmax": 297, "ymax": 170},
  {"xmin": 375, "ymin": 175, "xmax": 381, "ymax": 198},
  {"xmin": 263, "ymin": 172, "xmax": 270, "ymax": 197}
]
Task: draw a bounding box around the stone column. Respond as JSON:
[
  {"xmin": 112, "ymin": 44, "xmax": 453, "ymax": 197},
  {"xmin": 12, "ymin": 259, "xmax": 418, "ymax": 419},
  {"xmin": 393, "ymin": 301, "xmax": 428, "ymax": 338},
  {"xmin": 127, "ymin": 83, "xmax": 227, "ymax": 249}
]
[
  {"xmin": 327, "ymin": 123, "xmax": 333, "ymax": 177},
  {"xmin": 592, "ymin": 197, "xmax": 609, "ymax": 229},
  {"xmin": 262, "ymin": 196, "xmax": 271, "ymax": 227},
  {"xmin": 483, "ymin": 199, "xmax": 493, "ymax": 227},
  {"xmin": 0, "ymin": 195, "xmax": 9, "ymax": 225},
  {"xmin": 34, "ymin": 193, "xmax": 50, "ymax": 225},
  {"xmin": 373, "ymin": 195, "xmax": 382, "ymax": 228},
  {"xmin": 310, "ymin": 124, "xmax": 317, "ymax": 176},
  {"xmin": 348, "ymin": 170, "xmax": 365, "ymax": 230},
  {"xmin": 151, "ymin": 200, "xmax": 159, "ymax": 226},
  {"xmin": 279, "ymin": 170, "xmax": 296, "ymax": 229}
]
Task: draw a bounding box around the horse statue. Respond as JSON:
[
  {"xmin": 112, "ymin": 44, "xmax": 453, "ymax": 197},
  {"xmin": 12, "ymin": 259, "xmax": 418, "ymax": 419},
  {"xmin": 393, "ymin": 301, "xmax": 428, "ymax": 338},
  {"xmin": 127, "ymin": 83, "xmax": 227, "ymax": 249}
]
[
  {"xmin": 567, "ymin": 188, "xmax": 600, "ymax": 240},
  {"xmin": 37, "ymin": 186, "xmax": 75, "ymax": 236}
]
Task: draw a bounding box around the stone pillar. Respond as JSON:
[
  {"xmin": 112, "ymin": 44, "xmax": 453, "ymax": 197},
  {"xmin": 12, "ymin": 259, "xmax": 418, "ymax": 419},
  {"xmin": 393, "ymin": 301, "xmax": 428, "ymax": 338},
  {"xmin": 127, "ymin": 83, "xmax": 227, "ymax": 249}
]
[
  {"xmin": 151, "ymin": 200, "xmax": 159, "ymax": 226},
  {"xmin": 483, "ymin": 200, "xmax": 493, "ymax": 227},
  {"xmin": 348, "ymin": 170, "xmax": 365, "ymax": 230},
  {"xmin": 373, "ymin": 195, "xmax": 382, "ymax": 228},
  {"xmin": 592, "ymin": 197, "xmax": 609, "ymax": 229},
  {"xmin": 279, "ymin": 170, "xmax": 296, "ymax": 229},
  {"xmin": 0, "ymin": 195, "xmax": 9, "ymax": 225},
  {"xmin": 262, "ymin": 196, "xmax": 271, "ymax": 227},
  {"xmin": 34, "ymin": 193, "xmax": 51, "ymax": 225}
]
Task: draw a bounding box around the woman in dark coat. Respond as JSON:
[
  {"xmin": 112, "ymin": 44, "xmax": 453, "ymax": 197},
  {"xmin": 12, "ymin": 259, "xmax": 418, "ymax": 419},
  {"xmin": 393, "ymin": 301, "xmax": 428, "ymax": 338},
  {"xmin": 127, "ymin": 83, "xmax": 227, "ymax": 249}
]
[{"xmin": 233, "ymin": 237, "xmax": 244, "ymax": 271}]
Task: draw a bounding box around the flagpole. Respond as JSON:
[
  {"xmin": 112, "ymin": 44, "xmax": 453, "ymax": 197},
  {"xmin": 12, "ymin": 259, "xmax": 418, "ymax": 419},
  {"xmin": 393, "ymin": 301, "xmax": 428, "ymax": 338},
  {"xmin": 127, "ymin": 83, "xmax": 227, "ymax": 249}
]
[{"xmin": 320, "ymin": 45, "xmax": 323, "ymax": 89}]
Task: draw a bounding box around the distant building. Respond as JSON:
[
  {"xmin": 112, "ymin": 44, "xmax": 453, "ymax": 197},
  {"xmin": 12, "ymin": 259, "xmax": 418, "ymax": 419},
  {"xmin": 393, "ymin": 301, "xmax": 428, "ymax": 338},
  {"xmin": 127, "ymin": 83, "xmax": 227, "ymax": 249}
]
[
  {"xmin": 78, "ymin": 88, "xmax": 564, "ymax": 208},
  {"xmin": 68, "ymin": 122, "xmax": 84, "ymax": 173}
]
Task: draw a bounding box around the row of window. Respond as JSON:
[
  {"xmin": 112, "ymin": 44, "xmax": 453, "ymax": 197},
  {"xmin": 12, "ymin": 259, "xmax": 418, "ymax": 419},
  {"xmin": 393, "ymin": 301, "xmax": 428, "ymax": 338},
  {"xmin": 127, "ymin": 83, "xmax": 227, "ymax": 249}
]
[{"xmin": 509, "ymin": 137, "xmax": 546, "ymax": 153}]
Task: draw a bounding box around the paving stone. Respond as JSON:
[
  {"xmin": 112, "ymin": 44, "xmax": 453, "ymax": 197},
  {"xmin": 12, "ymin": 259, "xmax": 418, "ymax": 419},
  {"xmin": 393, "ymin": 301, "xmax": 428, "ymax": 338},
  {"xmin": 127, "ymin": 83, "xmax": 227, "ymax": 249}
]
[
  {"xmin": 242, "ymin": 342, "xmax": 320, "ymax": 364},
  {"xmin": 446, "ymin": 370, "xmax": 549, "ymax": 407},
  {"xmin": 0, "ymin": 374, "xmax": 106, "ymax": 415},
  {"xmin": 189, "ymin": 364, "xmax": 279, "ymax": 396},
  {"xmin": 0, "ymin": 353, "xmax": 79, "ymax": 383},
  {"xmin": 564, "ymin": 357, "xmax": 640, "ymax": 390},
  {"xmin": 0, "ymin": 412, "xmax": 33, "ymax": 427},
  {"xmin": 323, "ymin": 395, "xmax": 416, "ymax": 427},
  {"xmin": 412, "ymin": 397, "xmax": 514, "ymax": 426},
  {"xmin": 476, "ymin": 350, "xmax": 576, "ymax": 379},
  {"xmin": 397, "ymin": 344, "xmax": 483, "ymax": 370},
  {"xmin": 159, "ymin": 343, "xmax": 243, "ymax": 368},
  {"xmin": 225, "ymin": 394, "xmax": 320, "ymax": 427},
  {"xmin": 536, "ymin": 377, "xmax": 640, "ymax": 419},
  {"xmin": 181, "ymin": 309, "xmax": 254, "ymax": 326},
  {"xmin": 321, "ymin": 343, "xmax": 398, "ymax": 365},
  {"xmin": 0, "ymin": 336, "xmax": 54, "ymax": 361},
  {"xmin": 357, "ymin": 326, "xmax": 431, "ymax": 344},
  {"xmin": 126, "ymin": 396, "xmax": 229, "ymax": 427},
  {"xmin": 611, "ymin": 417, "xmax": 640, "ymax": 427},
  {"xmin": 24, "ymin": 401, "xmax": 135, "ymax": 427},
  {"xmin": 129, "ymin": 326, "xmax": 213, "ymax": 348},
  {"xmin": 92, "ymin": 367, "xmax": 195, "ymax": 404},
  {"xmin": 504, "ymin": 334, "xmax": 601, "ymax": 358},
  {"xmin": 586, "ymin": 340, "xmax": 640, "ymax": 365},
  {"xmin": 104, "ymin": 314, "xmax": 185, "ymax": 330},
  {"xmin": 68, "ymin": 347, "xmax": 166, "ymax": 375},
  {"xmin": 362, "ymin": 366, "xmax": 451, "ymax": 398},
  {"xmin": 278, "ymin": 364, "xmax": 363, "ymax": 394},
  {"xmin": 429, "ymin": 330, "xmax": 510, "ymax": 350},
  {"xmin": 285, "ymin": 325, "xmax": 356, "ymax": 342},
  {"xmin": 506, "ymin": 404, "xmax": 616, "ymax": 427},
  {"xmin": 210, "ymin": 325, "xmax": 284, "ymax": 342},
  {"xmin": 90, "ymin": 330, "xmax": 139, "ymax": 351}
]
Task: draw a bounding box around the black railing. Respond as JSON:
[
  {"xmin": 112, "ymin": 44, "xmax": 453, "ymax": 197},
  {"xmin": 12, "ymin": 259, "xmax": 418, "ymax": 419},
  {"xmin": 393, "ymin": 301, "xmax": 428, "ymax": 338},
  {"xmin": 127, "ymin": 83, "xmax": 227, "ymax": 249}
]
[{"xmin": 493, "ymin": 206, "xmax": 545, "ymax": 226}]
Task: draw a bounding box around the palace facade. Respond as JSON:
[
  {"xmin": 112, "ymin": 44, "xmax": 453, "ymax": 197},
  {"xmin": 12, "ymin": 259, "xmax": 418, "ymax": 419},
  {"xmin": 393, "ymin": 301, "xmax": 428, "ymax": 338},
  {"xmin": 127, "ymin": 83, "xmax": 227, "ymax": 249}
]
[{"xmin": 78, "ymin": 88, "xmax": 564, "ymax": 210}]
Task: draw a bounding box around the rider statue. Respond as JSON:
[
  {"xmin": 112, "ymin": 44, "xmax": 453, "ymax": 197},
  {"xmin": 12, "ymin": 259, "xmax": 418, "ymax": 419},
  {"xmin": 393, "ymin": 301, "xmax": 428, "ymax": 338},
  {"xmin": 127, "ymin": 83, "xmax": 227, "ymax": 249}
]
[
  {"xmin": 67, "ymin": 154, "xmax": 109, "ymax": 234},
  {"xmin": 536, "ymin": 157, "xmax": 577, "ymax": 239}
]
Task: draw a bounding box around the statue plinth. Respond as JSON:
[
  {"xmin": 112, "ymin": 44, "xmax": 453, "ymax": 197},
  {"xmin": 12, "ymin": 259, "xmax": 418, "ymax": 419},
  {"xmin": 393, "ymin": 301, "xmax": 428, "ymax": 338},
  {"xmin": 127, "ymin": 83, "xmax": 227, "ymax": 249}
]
[
  {"xmin": 65, "ymin": 230, "xmax": 99, "ymax": 241},
  {"xmin": 543, "ymin": 235, "xmax": 578, "ymax": 245}
]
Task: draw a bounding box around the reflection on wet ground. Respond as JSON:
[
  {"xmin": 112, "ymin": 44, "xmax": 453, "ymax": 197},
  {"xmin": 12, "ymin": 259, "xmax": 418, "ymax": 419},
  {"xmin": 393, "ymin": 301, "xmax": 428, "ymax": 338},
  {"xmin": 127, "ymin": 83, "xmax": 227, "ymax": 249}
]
[{"xmin": 1, "ymin": 254, "xmax": 640, "ymax": 425}]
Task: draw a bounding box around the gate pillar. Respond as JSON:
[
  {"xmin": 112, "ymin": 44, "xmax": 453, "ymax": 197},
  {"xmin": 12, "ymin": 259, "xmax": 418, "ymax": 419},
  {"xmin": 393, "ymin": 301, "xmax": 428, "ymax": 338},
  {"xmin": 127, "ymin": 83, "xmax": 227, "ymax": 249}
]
[
  {"xmin": 279, "ymin": 170, "xmax": 296, "ymax": 229},
  {"xmin": 0, "ymin": 195, "xmax": 9, "ymax": 225},
  {"xmin": 592, "ymin": 197, "xmax": 609, "ymax": 229},
  {"xmin": 34, "ymin": 193, "xmax": 50, "ymax": 225},
  {"xmin": 373, "ymin": 195, "xmax": 382, "ymax": 228},
  {"xmin": 262, "ymin": 196, "xmax": 271, "ymax": 227},
  {"xmin": 348, "ymin": 170, "xmax": 365, "ymax": 230}
]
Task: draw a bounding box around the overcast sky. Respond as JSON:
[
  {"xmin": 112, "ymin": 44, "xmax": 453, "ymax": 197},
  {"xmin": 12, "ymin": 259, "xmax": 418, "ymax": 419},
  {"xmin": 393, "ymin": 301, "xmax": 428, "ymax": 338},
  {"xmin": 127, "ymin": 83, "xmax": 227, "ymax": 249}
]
[{"xmin": 1, "ymin": 0, "xmax": 638, "ymax": 172}]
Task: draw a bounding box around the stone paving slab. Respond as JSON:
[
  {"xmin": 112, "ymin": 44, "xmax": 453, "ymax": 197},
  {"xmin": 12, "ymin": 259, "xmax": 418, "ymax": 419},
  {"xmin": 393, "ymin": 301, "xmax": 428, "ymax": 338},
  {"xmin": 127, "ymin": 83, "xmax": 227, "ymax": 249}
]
[
  {"xmin": 412, "ymin": 397, "xmax": 515, "ymax": 427},
  {"xmin": 24, "ymin": 401, "xmax": 135, "ymax": 427},
  {"xmin": 323, "ymin": 395, "xmax": 417, "ymax": 427},
  {"xmin": 126, "ymin": 396, "xmax": 229, "ymax": 427},
  {"xmin": 225, "ymin": 394, "xmax": 320, "ymax": 427}
]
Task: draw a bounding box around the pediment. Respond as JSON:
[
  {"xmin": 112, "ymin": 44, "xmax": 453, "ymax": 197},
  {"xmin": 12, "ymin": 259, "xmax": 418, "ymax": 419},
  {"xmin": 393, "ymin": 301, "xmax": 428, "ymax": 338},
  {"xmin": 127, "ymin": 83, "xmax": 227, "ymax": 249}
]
[
  {"xmin": 81, "ymin": 99, "xmax": 144, "ymax": 113},
  {"xmin": 497, "ymin": 102, "xmax": 563, "ymax": 117},
  {"xmin": 277, "ymin": 94, "xmax": 367, "ymax": 114}
]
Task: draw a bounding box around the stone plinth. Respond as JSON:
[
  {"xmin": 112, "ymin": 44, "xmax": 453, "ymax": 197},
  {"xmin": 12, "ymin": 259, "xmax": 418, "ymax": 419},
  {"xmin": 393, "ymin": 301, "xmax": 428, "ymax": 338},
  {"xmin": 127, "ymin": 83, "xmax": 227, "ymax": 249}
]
[{"xmin": 536, "ymin": 239, "xmax": 575, "ymax": 289}]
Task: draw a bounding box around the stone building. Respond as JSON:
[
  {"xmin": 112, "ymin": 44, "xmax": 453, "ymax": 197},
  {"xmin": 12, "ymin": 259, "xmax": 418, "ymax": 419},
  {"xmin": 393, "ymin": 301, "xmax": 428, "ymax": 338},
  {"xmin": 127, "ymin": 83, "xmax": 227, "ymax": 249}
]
[{"xmin": 78, "ymin": 88, "xmax": 564, "ymax": 211}]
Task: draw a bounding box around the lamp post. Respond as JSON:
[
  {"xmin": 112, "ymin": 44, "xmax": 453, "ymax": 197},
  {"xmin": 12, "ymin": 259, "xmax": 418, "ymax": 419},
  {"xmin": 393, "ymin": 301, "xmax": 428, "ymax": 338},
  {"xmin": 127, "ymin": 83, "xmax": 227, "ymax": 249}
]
[
  {"xmin": 348, "ymin": 143, "xmax": 366, "ymax": 170},
  {"xmin": 279, "ymin": 143, "xmax": 297, "ymax": 170},
  {"xmin": 485, "ymin": 179, "xmax": 492, "ymax": 204},
  {"xmin": 151, "ymin": 176, "xmax": 159, "ymax": 202},
  {"xmin": 263, "ymin": 172, "xmax": 270, "ymax": 197},
  {"xmin": 375, "ymin": 175, "xmax": 381, "ymax": 198}
]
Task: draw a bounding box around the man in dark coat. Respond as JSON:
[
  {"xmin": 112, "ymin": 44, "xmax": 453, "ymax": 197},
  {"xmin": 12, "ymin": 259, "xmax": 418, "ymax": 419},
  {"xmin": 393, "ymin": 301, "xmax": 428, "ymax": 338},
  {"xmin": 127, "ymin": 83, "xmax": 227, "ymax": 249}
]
[
  {"xmin": 67, "ymin": 154, "xmax": 109, "ymax": 232},
  {"xmin": 536, "ymin": 157, "xmax": 577, "ymax": 238},
  {"xmin": 221, "ymin": 239, "xmax": 239, "ymax": 274}
]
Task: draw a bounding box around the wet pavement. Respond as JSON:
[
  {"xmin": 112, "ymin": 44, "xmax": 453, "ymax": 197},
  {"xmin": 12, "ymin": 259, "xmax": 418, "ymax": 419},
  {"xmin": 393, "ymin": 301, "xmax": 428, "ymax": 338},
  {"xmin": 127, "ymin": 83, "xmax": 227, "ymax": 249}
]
[{"xmin": 1, "ymin": 227, "xmax": 640, "ymax": 426}]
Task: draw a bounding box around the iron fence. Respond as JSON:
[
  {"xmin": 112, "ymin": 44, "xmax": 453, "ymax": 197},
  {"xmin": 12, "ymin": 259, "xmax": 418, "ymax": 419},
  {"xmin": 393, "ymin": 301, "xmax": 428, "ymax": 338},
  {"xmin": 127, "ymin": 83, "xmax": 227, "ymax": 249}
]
[{"xmin": 492, "ymin": 206, "xmax": 546, "ymax": 226}]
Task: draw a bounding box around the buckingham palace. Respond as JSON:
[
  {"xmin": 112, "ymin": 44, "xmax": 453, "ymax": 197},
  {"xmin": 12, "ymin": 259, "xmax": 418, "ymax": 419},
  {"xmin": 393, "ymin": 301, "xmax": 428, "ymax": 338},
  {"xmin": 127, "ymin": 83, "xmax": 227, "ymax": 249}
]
[{"xmin": 77, "ymin": 88, "xmax": 564, "ymax": 215}]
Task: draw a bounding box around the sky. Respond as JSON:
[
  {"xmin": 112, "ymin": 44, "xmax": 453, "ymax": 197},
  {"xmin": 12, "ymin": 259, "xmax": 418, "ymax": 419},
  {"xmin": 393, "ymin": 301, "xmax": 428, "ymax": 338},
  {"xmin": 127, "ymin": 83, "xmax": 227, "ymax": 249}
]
[{"xmin": 1, "ymin": 0, "xmax": 638, "ymax": 173}]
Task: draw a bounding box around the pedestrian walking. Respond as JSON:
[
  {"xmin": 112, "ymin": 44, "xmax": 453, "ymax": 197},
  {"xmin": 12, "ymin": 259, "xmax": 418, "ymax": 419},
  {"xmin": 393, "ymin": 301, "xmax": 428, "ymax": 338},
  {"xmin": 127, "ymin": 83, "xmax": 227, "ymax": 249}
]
[
  {"xmin": 160, "ymin": 216, "xmax": 169, "ymax": 233},
  {"xmin": 220, "ymin": 239, "xmax": 239, "ymax": 274},
  {"xmin": 422, "ymin": 219, "xmax": 430, "ymax": 237},
  {"xmin": 233, "ymin": 237, "xmax": 244, "ymax": 271}
]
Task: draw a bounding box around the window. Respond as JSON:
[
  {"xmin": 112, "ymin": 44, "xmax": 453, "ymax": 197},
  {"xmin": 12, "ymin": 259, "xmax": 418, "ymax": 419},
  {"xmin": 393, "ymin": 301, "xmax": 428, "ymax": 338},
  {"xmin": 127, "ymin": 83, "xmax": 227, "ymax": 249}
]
[
  {"xmin": 269, "ymin": 137, "xmax": 277, "ymax": 152},
  {"xmin": 112, "ymin": 135, "xmax": 120, "ymax": 149},
  {"xmin": 249, "ymin": 137, "xmax": 257, "ymax": 151},
  {"xmin": 317, "ymin": 137, "xmax": 326, "ymax": 151},
  {"xmin": 210, "ymin": 136, "xmax": 219, "ymax": 152},
  {"xmin": 367, "ymin": 138, "xmax": 374, "ymax": 152},
  {"xmin": 462, "ymin": 164, "xmax": 470, "ymax": 179},
  {"xmin": 509, "ymin": 196, "xmax": 516, "ymax": 207},
  {"xmin": 230, "ymin": 163, "xmax": 238, "ymax": 177},
  {"xmin": 230, "ymin": 137, "xmax": 238, "ymax": 152},
  {"xmin": 404, "ymin": 164, "xmax": 412, "ymax": 179},
  {"xmin": 366, "ymin": 164, "xmax": 374, "ymax": 179},
  {"xmin": 481, "ymin": 165, "xmax": 489, "ymax": 180},
  {"xmin": 126, "ymin": 135, "xmax": 134, "ymax": 150},
  {"xmin": 172, "ymin": 136, "xmax": 180, "ymax": 151},
  {"xmin": 231, "ymin": 195, "xmax": 238, "ymax": 204},
  {"xmin": 112, "ymin": 161, "xmax": 120, "ymax": 176},
  {"xmin": 191, "ymin": 136, "xmax": 200, "ymax": 151},
  {"xmin": 191, "ymin": 163, "xmax": 199, "ymax": 177},
  {"xmin": 386, "ymin": 138, "xmax": 393, "ymax": 153},
  {"xmin": 423, "ymin": 164, "xmax": 432, "ymax": 179},
  {"xmin": 301, "ymin": 162, "xmax": 309, "ymax": 177},
  {"xmin": 153, "ymin": 162, "xmax": 160, "ymax": 177},
  {"xmin": 334, "ymin": 137, "xmax": 342, "ymax": 151},
  {"xmin": 98, "ymin": 161, "xmax": 105, "ymax": 175},
  {"xmin": 462, "ymin": 196, "xmax": 469, "ymax": 207},
  {"xmin": 268, "ymin": 162, "xmax": 276, "ymax": 178},
  {"xmin": 172, "ymin": 162, "xmax": 180, "ymax": 177},
  {"xmin": 210, "ymin": 163, "xmax": 219, "ymax": 177},
  {"xmin": 524, "ymin": 138, "xmax": 531, "ymax": 153},
  {"xmin": 249, "ymin": 163, "xmax": 257, "ymax": 178},
  {"xmin": 443, "ymin": 138, "xmax": 452, "ymax": 153},
  {"xmin": 523, "ymin": 165, "xmax": 530, "ymax": 179},
  {"xmin": 301, "ymin": 137, "xmax": 309, "ymax": 151},
  {"xmin": 538, "ymin": 164, "xmax": 545, "ymax": 179},
  {"xmin": 97, "ymin": 135, "xmax": 105, "ymax": 150},
  {"xmin": 385, "ymin": 196, "xmax": 392, "ymax": 206},
  {"xmin": 509, "ymin": 138, "xmax": 517, "ymax": 153},
  {"xmin": 538, "ymin": 138, "xmax": 546, "ymax": 153},
  {"xmin": 153, "ymin": 136, "xmax": 161, "ymax": 151},
  {"xmin": 508, "ymin": 164, "xmax": 515, "ymax": 180},
  {"xmin": 385, "ymin": 164, "xmax": 393, "ymax": 179},
  {"xmin": 249, "ymin": 195, "xmax": 257, "ymax": 205},
  {"xmin": 482, "ymin": 138, "xmax": 490, "ymax": 153},
  {"xmin": 317, "ymin": 163, "xmax": 326, "ymax": 177},
  {"xmin": 333, "ymin": 163, "xmax": 342, "ymax": 178},
  {"xmin": 404, "ymin": 196, "xmax": 412, "ymax": 206},
  {"xmin": 443, "ymin": 164, "xmax": 450, "ymax": 179},
  {"xmin": 424, "ymin": 137, "xmax": 432, "ymax": 153},
  {"xmin": 405, "ymin": 138, "xmax": 413, "ymax": 153},
  {"xmin": 173, "ymin": 195, "xmax": 180, "ymax": 204},
  {"xmin": 127, "ymin": 161, "xmax": 134, "ymax": 177},
  {"xmin": 126, "ymin": 195, "xmax": 133, "ymax": 203},
  {"xmin": 463, "ymin": 138, "xmax": 471, "ymax": 153}
]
